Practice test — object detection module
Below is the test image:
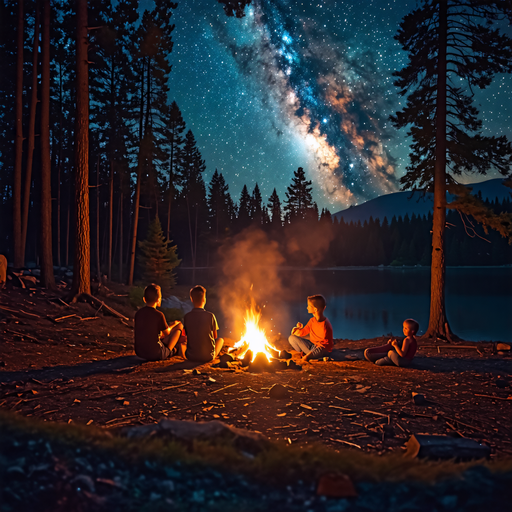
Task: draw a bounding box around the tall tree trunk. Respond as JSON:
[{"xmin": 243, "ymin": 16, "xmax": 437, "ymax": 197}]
[
  {"xmin": 425, "ymin": 0, "xmax": 454, "ymax": 341},
  {"xmin": 71, "ymin": 0, "xmax": 91, "ymax": 297},
  {"xmin": 96, "ymin": 156, "xmax": 102, "ymax": 284},
  {"xmin": 108, "ymin": 161, "xmax": 113, "ymax": 282},
  {"xmin": 13, "ymin": 0, "xmax": 24, "ymax": 267},
  {"xmin": 119, "ymin": 191, "xmax": 123, "ymax": 283},
  {"xmin": 128, "ymin": 163, "xmax": 142, "ymax": 286},
  {"xmin": 56, "ymin": 160, "xmax": 61, "ymax": 267},
  {"xmin": 128, "ymin": 60, "xmax": 147, "ymax": 286},
  {"xmin": 21, "ymin": 2, "xmax": 40, "ymax": 266},
  {"xmin": 40, "ymin": 0, "xmax": 55, "ymax": 289}
]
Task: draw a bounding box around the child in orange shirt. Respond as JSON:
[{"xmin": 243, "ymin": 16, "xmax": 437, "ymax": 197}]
[
  {"xmin": 288, "ymin": 294, "xmax": 333, "ymax": 364},
  {"xmin": 364, "ymin": 318, "xmax": 419, "ymax": 367}
]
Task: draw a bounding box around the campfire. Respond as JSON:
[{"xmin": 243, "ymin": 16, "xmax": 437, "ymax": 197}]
[{"xmin": 229, "ymin": 302, "xmax": 278, "ymax": 363}]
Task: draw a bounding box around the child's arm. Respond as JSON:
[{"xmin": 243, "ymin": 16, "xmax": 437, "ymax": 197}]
[
  {"xmin": 393, "ymin": 337, "xmax": 411, "ymax": 358},
  {"xmin": 291, "ymin": 322, "xmax": 303, "ymax": 336}
]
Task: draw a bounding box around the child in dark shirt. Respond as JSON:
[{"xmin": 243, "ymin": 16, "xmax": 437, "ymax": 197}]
[
  {"xmin": 183, "ymin": 285, "xmax": 224, "ymax": 363},
  {"xmin": 134, "ymin": 284, "xmax": 184, "ymax": 361},
  {"xmin": 364, "ymin": 318, "xmax": 419, "ymax": 367}
]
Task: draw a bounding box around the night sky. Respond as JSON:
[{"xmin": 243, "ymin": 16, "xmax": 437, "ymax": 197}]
[{"xmin": 150, "ymin": 0, "xmax": 512, "ymax": 212}]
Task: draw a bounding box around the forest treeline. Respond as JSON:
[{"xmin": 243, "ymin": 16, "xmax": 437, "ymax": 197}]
[{"xmin": 0, "ymin": 0, "xmax": 510, "ymax": 289}]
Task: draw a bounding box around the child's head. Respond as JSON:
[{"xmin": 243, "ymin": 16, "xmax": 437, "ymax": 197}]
[
  {"xmin": 307, "ymin": 294, "xmax": 326, "ymax": 315},
  {"xmin": 403, "ymin": 318, "xmax": 419, "ymax": 337},
  {"xmin": 190, "ymin": 285, "xmax": 206, "ymax": 308},
  {"xmin": 144, "ymin": 283, "xmax": 162, "ymax": 307}
]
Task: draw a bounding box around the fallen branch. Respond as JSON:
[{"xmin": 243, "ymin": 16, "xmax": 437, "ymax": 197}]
[
  {"xmin": 330, "ymin": 438, "xmax": 362, "ymax": 449},
  {"xmin": 209, "ymin": 383, "xmax": 238, "ymax": 394},
  {"xmin": 0, "ymin": 305, "xmax": 41, "ymax": 319},
  {"xmin": 75, "ymin": 293, "xmax": 129, "ymax": 321},
  {"xmin": 474, "ymin": 394, "xmax": 512, "ymax": 401}
]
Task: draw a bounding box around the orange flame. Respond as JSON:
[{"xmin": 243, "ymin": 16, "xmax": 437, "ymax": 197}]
[{"xmin": 231, "ymin": 303, "xmax": 278, "ymax": 362}]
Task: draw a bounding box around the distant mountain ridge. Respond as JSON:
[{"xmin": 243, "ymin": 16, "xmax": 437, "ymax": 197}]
[{"xmin": 333, "ymin": 178, "xmax": 511, "ymax": 224}]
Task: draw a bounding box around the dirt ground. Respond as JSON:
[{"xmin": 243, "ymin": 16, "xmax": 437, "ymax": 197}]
[{"xmin": 1, "ymin": 285, "xmax": 511, "ymax": 459}]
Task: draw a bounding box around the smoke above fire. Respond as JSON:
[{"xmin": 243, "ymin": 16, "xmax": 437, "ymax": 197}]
[
  {"xmin": 217, "ymin": 224, "xmax": 336, "ymax": 339},
  {"xmin": 211, "ymin": 0, "xmax": 399, "ymax": 209}
]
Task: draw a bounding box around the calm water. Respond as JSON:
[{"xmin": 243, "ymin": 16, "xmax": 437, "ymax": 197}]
[{"xmin": 176, "ymin": 267, "xmax": 512, "ymax": 342}]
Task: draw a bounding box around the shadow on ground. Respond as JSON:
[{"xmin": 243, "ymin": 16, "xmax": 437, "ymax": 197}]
[{"xmin": 0, "ymin": 355, "xmax": 143, "ymax": 383}]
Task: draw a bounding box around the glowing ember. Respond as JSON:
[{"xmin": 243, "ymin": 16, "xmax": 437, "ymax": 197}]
[{"xmin": 230, "ymin": 304, "xmax": 278, "ymax": 362}]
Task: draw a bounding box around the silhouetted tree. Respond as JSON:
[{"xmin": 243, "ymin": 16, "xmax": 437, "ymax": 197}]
[
  {"xmin": 391, "ymin": 0, "xmax": 512, "ymax": 340},
  {"xmin": 284, "ymin": 167, "xmax": 314, "ymax": 223},
  {"xmin": 267, "ymin": 188, "xmax": 282, "ymax": 227}
]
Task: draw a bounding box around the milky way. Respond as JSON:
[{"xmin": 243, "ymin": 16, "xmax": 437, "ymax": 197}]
[{"xmin": 166, "ymin": 0, "xmax": 512, "ymax": 211}]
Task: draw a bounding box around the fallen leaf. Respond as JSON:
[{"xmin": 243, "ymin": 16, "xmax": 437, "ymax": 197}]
[
  {"xmin": 300, "ymin": 404, "xmax": 315, "ymax": 410},
  {"xmin": 277, "ymin": 413, "xmax": 287, "ymax": 417},
  {"xmin": 86, "ymin": 420, "xmax": 93, "ymax": 425},
  {"xmin": 213, "ymin": 414, "xmax": 220, "ymax": 418},
  {"xmin": 123, "ymin": 401, "xmax": 130, "ymax": 406},
  {"xmin": 74, "ymin": 399, "xmax": 81, "ymax": 403}
]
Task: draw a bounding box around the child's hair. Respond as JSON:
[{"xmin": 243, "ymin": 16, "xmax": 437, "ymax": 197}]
[
  {"xmin": 307, "ymin": 294, "xmax": 326, "ymax": 311},
  {"xmin": 144, "ymin": 283, "xmax": 161, "ymax": 304},
  {"xmin": 190, "ymin": 285, "xmax": 206, "ymax": 304},
  {"xmin": 404, "ymin": 318, "xmax": 419, "ymax": 335}
]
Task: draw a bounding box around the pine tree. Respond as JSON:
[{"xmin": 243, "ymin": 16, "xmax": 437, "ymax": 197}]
[
  {"xmin": 267, "ymin": 188, "xmax": 282, "ymax": 227},
  {"xmin": 237, "ymin": 184, "xmax": 251, "ymax": 230},
  {"xmin": 250, "ymin": 183, "xmax": 263, "ymax": 225},
  {"xmin": 164, "ymin": 100, "xmax": 186, "ymax": 238},
  {"xmin": 137, "ymin": 216, "xmax": 180, "ymax": 294},
  {"xmin": 391, "ymin": 0, "xmax": 512, "ymax": 340},
  {"xmin": 208, "ymin": 169, "xmax": 231, "ymax": 238},
  {"xmin": 284, "ymin": 167, "xmax": 314, "ymax": 223}
]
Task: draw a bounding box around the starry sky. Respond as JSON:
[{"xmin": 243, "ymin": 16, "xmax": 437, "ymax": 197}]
[{"xmin": 156, "ymin": 0, "xmax": 512, "ymax": 212}]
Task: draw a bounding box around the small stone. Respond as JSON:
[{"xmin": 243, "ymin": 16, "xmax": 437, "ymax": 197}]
[
  {"xmin": 268, "ymin": 383, "xmax": 289, "ymax": 399},
  {"xmin": 279, "ymin": 350, "xmax": 292, "ymax": 360},
  {"xmin": 286, "ymin": 360, "xmax": 302, "ymax": 371},
  {"xmin": 412, "ymin": 392, "xmax": 427, "ymax": 405},
  {"xmin": 241, "ymin": 350, "xmax": 253, "ymax": 367},
  {"xmin": 71, "ymin": 474, "xmax": 96, "ymax": 493},
  {"xmin": 249, "ymin": 352, "xmax": 274, "ymax": 373},
  {"xmin": 192, "ymin": 369, "xmax": 201, "ymax": 375},
  {"xmin": 316, "ymin": 472, "xmax": 357, "ymax": 498},
  {"xmin": 219, "ymin": 353, "xmax": 234, "ymax": 364}
]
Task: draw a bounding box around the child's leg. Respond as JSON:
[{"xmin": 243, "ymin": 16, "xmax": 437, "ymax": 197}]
[
  {"xmin": 375, "ymin": 356, "xmax": 393, "ymax": 366},
  {"xmin": 388, "ymin": 350, "xmax": 411, "ymax": 367},
  {"xmin": 364, "ymin": 343, "xmax": 393, "ymax": 363},
  {"xmin": 288, "ymin": 335, "xmax": 314, "ymax": 354},
  {"xmin": 214, "ymin": 338, "xmax": 224, "ymax": 358},
  {"xmin": 162, "ymin": 324, "xmax": 183, "ymax": 353}
]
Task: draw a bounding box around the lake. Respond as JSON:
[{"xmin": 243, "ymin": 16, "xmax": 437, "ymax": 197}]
[{"xmin": 175, "ymin": 267, "xmax": 512, "ymax": 343}]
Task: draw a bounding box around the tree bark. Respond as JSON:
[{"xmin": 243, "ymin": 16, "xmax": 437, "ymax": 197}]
[
  {"xmin": 40, "ymin": 0, "xmax": 55, "ymax": 289},
  {"xmin": 108, "ymin": 160, "xmax": 113, "ymax": 281},
  {"xmin": 96, "ymin": 156, "xmax": 102, "ymax": 284},
  {"xmin": 13, "ymin": 0, "xmax": 24, "ymax": 268},
  {"xmin": 70, "ymin": 0, "xmax": 91, "ymax": 297},
  {"xmin": 128, "ymin": 158, "xmax": 142, "ymax": 286},
  {"xmin": 21, "ymin": 1, "xmax": 40, "ymax": 266},
  {"xmin": 425, "ymin": 0, "xmax": 454, "ymax": 341}
]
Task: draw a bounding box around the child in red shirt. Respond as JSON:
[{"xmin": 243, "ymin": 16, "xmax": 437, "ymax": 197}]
[{"xmin": 288, "ymin": 294, "xmax": 333, "ymax": 364}]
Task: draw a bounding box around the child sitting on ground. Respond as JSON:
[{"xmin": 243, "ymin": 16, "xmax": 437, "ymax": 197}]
[
  {"xmin": 134, "ymin": 284, "xmax": 184, "ymax": 361},
  {"xmin": 364, "ymin": 318, "xmax": 419, "ymax": 367},
  {"xmin": 288, "ymin": 294, "xmax": 333, "ymax": 364},
  {"xmin": 183, "ymin": 285, "xmax": 224, "ymax": 363}
]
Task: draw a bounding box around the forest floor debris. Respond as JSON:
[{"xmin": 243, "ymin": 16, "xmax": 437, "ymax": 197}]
[{"xmin": 1, "ymin": 285, "xmax": 511, "ymax": 509}]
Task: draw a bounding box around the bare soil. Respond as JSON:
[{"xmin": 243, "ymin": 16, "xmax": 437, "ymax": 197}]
[{"xmin": 1, "ymin": 285, "xmax": 511, "ymax": 458}]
